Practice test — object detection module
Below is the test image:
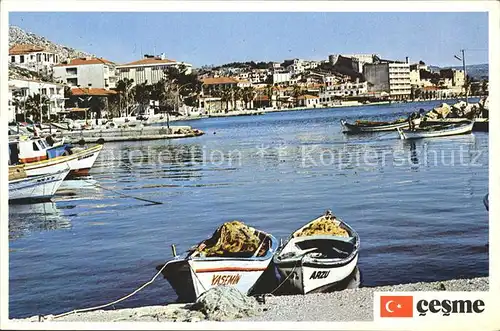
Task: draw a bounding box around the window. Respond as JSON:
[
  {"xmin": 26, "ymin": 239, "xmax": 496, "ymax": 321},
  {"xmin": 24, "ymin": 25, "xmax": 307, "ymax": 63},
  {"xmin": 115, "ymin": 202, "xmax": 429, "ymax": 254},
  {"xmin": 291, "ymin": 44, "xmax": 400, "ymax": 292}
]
[
  {"xmin": 37, "ymin": 53, "xmax": 41, "ymax": 62},
  {"xmin": 49, "ymin": 88, "xmax": 55, "ymax": 95},
  {"xmin": 10, "ymin": 56, "xmax": 15, "ymax": 62},
  {"xmin": 120, "ymin": 68, "xmax": 130, "ymax": 73},
  {"xmin": 20, "ymin": 55, "xmax": 24, "ymax": 63},
  {"xmin": 32, "ymin": 141, "xmax": 40, "ymax": 151},
  {"xmin": 136, "ymin": 67, "xmax": 144, "ymax": 72},
  {"xmin": 66, "ymin": 68, "xmax": 77, "ymax": 75}
]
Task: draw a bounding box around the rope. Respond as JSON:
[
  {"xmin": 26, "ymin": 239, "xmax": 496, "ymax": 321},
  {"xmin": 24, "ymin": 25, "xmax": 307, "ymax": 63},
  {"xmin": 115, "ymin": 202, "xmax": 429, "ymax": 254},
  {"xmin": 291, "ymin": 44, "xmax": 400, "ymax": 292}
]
[
  {"xmin": 83, "ymin": 179, "xmax": 163, "ymax": 205},
  {"xmin": 44, "ymin": 260, "xmax": 171, "ymax": 320},
  {"xmin": 268, "ymin": 257, "xmax": 301, "ymax": 295}
]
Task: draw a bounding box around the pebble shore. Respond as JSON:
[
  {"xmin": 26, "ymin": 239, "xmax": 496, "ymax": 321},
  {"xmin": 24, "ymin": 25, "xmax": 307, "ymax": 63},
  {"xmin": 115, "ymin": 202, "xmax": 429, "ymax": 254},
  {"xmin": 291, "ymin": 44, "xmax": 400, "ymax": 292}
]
[{"xmin": 10, "ymin": 277, "xmax": 487, "ymax": 323}]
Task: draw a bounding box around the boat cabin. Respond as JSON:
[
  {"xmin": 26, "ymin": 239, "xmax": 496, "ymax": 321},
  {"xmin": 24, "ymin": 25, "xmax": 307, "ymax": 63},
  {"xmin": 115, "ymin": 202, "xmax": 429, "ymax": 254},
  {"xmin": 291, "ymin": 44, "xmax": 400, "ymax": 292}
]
[{"xmin": 9, "ymin": 137, "xmax": 71, "ymax": 165}]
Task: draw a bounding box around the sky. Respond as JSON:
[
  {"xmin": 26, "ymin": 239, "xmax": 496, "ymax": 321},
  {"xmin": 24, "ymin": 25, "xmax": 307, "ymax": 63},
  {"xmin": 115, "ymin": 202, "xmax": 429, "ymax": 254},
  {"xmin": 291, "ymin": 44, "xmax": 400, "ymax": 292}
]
[{"xmin": 9, "ymin": 12, "xmax": 488, "ymax": 68}]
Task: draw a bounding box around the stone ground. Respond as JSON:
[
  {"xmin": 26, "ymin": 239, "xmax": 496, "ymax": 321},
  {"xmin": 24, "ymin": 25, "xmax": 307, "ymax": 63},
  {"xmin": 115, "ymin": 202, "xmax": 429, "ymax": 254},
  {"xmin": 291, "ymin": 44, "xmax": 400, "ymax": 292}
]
[{"xmin": 9, "ymin": 277, "xmax": 488, "ymax": 323}]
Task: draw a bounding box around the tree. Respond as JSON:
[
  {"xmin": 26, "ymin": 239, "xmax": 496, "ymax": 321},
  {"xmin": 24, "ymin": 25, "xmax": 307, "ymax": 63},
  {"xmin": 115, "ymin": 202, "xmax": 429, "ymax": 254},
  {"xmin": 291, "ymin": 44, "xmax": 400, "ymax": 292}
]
[
  {"xmin": 25, "ymin": 93, "xmax": 50, "ymax": 122},
  {"xmin": 242, "ymin": 86, "xmax": 256, "ymax": 109},
  {"xmin": 115, "ymin": 78, "xmax": 134, "ymax": 117},
  {"xmin": 220, "ymin": 87, "xmax": 232, "ymax": 112},
  {"xmin": 11, "ymin": 90, "xmax": 24, "ymax": 122},
  {"xmin": 132, "ymin": 82, "xmax": 151, "ymax": 113},
  {"xmin": 265, "ymin": 84, "xmax": 274, "ymax": 108},
  {"xmin": 292, "ymin": 84, "xmax": 302, "ymax": 107},
  {"xmin": 481, "ymin": 80, "xmax": 488, "ymax": 95}
]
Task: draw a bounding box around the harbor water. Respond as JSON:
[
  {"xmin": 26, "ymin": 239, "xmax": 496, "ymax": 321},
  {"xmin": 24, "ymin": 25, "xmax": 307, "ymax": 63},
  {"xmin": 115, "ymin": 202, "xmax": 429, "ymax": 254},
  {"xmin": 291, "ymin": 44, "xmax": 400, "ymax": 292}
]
[{"xmin": 9, "ymin": 100, "xmax": 488, "ymax": 318}]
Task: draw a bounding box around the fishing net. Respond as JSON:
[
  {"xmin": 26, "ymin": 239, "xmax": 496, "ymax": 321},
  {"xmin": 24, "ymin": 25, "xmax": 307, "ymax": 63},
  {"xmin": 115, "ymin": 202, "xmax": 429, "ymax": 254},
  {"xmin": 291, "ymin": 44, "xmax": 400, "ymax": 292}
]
[
  {"xmin": 195, "ymin": 221, "xmax": 269, "ymax": 258},
  {"xmin": 293, "ymin": 211, "xmax": 349, "ymax": 238},
  {"xmin": 9, "ymin": 165, "xmax": 27, "ymax": 181}
]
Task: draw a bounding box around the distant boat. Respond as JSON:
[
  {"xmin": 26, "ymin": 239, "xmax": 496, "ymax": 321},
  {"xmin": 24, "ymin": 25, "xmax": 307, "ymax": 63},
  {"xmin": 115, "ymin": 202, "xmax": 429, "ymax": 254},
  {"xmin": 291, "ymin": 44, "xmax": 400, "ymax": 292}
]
[
  {"xmin": 484, "ymin": 194, "xmax": 489, "ymax": 211},
  {"xmin": 9, "ymin": 168, "xmax": 70, "ymax": 203},
  {"xmin": 341, "ymin": 118, "xmax": 420, "ymax": 133},
  {"xmin": 156, "ymin": 221, "xmax": 278, "ymax": 302},
  {"xmin": 397, "ymin": 120, "xmax": 474, "ymax": 140},
  {"xmin": 273, "ymin": 210, "xmax": 360, "ymax": 294}
]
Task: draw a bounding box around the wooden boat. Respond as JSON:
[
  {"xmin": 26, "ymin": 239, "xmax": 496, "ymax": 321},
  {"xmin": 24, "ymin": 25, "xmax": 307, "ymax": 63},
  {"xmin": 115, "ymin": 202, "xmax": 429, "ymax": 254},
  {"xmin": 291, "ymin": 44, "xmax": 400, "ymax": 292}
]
[
  {"xmin": 9, "ymin": 137, "xmax": 103, "ymax": 177},
  {"xmin": 156, "ymin": 221, "xmax": 278, "ymax": 301},
  {"xmin": 341, "ymin": 118, "xmax": 420, "ymax": 133},
  {"xmin": 273, "ymin": 210, "xmax": 360, "ymax": 294},
  {"xmin": 9, "ymin": 167, "xmax": 70, "ymax": 203},
  {"xmin": 397, "ymin": 120, "xmax": 474, "ymax": 140},
  {"xmin": 421, "ymin": 117, "xmax": 488, "ymax": 132}
]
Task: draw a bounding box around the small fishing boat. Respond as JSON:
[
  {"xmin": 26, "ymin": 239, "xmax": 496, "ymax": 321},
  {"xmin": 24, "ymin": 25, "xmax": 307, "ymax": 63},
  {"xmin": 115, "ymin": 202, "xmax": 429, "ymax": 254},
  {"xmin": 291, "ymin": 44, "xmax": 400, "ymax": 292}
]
[
  {"xmin": 9, "ymin": 136, "xmax": 103, "ymax": 177},
  {"xmin": 273, "ymin": 210, "xmax": 360, "ymax": 294},
  {"xmin": 484, "ymin": 193, "xmax": 489, "ymax": 211},
  {"xmin": 156, "ymin": 221, "xmax": 278, "ymax": 301},
  {"xmin": 340, "ymin": 118, "xmax": 420, "ymax": 133},
  {"xmin": 397, "ymin": 120, "xmax": 474, "ymax": 140},
  {"xmin": 9, "ymin": 167, "xmax": 70, "ymax": 203}
]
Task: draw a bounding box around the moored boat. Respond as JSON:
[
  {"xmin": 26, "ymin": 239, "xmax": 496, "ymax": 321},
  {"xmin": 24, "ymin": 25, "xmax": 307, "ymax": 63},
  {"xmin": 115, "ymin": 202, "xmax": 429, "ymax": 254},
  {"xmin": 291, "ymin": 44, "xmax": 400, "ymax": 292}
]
[
  {"xmin": 156, "ymin": 221, "xmax": 278, "ymax": 302},
  {"xmin": 9, "ymin": 137, "xmax": 103, "ymax": 177},
  {"xmin": 9, "ymin": 167, "xmax": 70, "ymax": 203},
  {"xmin": 397, "ymin": 120, "xmax": 474, "ymax": 140},
  {"xmin": 273, "ymin": 210, "xmax": 360, "ymax": 294},
  {"xmin": 341, "ymin": 117, "xmax": 421, "ymax": 133}
]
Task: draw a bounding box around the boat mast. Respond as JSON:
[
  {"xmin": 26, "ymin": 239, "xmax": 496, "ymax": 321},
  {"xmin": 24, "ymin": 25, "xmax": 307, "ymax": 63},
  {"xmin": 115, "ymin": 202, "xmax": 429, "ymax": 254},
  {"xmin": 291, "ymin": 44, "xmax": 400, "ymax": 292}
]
[{"xmin": 461, "ymin": 49, "xmax": 468, "ymax": 105}]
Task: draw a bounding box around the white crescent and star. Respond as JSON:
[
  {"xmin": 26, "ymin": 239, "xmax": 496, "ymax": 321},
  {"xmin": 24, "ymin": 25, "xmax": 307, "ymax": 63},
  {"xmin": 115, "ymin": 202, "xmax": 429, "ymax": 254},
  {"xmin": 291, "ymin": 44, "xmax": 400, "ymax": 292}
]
[{"xmin": 385, "ymin": 300, "xmax": 403, "ymax": 313}]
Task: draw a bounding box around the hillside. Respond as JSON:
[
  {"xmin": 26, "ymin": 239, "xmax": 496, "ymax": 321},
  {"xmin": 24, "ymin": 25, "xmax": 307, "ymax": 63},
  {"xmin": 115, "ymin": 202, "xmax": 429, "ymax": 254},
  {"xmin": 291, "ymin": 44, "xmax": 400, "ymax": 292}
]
[{"xmin": 9, "ymin": 25, "xmax": 94, "ymax": 63}]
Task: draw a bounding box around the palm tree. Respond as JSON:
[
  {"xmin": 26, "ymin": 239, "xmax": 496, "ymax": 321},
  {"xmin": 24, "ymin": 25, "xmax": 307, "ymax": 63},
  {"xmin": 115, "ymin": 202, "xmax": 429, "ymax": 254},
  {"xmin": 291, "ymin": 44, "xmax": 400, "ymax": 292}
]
[
  {"xmin": 132, "ymin": 82, "xmax": 151, "ymax": 114},
  {"xmin": 25, "ymin": 93, "xmax": 50, "ymax": 122},
  {"xmin": 231, "ymin": 85, "xmax": 242, "ymax": 110},
  {"xmin": 115, "ymin": 78, "xmax": 134, "ymax": 117},
  {"xmin": 265, "ymin": 84, "xmax": 274, "ymax": 108},
  {"xmin": 292, "ymin": 84, "xmax": 302, "ymax": 107},
  {"xmin": 11, "ymin": 90, "xmax": 24, "ymax": 122},
  {"xmin": 220, "ymin": 87, "xmax": 232, "ymax": 113},
  {"xmin": 242, "ymin": 86, "xmax": 256, "ymax": 109}
]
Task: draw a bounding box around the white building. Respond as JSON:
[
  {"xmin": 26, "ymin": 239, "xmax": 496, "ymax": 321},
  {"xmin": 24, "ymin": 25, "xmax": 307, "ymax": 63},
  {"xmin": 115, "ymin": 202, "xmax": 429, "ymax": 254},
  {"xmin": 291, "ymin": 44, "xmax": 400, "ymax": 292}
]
[
  {"xmin": 273, "ymin": 72, "xmax": 292, "ymax": 84},
  {"xmin": 9, "ymin": 79, "xmax": 65, "ymax": 119},
  {"xmin": 53, "ymin": 57, "xmax": 117, "ymax": 89},
  {"xmin": 116, "ymin": 54, "xmax": 193, "ymax": 86},
  {"xmin": 323, "ymin": 81, "xmax": 368, "ymax": 97},
  {"xmin": 363, "ymin": 60, "xmax": 411, "ymax": 100},
  {"xmin": 9, "ymin": 44, "xmax": 60, "ymax": 74}
]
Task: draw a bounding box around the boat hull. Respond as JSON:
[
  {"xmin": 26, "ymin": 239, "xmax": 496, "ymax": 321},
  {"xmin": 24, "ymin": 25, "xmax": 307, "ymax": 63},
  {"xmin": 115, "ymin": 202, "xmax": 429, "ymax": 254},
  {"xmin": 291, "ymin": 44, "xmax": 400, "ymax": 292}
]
[
  {"xmin": 9, "ymin": 169, "xmax": 70, "ymax": 202},
  {"xmin": 23, "ymin": 144, "xmax": 103, "ymax": 177},
  {"xmin": 158, "ymin": 233, "xmax": 278, "ymax": 301},
  {"xmin": 397, "ymin": 121, "xmax": 474, "ymax": 140},
  {"xmin": 341, "ymin": 119, "xmax": 419, "ymax": 133}
]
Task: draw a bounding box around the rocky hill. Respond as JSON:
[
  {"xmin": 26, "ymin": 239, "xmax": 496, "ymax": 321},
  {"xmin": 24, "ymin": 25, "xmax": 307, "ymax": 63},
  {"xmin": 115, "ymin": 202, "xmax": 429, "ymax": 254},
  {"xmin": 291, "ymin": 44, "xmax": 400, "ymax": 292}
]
[{"xmin": 9, "ymin": 25, "xmax": 94, "ymax": 62}]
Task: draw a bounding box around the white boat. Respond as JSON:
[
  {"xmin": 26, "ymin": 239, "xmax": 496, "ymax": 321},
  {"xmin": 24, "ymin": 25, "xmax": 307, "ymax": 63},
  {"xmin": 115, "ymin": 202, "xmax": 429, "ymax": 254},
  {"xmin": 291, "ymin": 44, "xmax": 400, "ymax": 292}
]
[
  {"xmin": 397, "ymin": 120, "xmax": 474, "ymax": 140},
  {"xmin": 9, "ymin": 168, "xmax": 70, "ymax": 203},
  {"xmin": 273, "ymin": 210, "xmax": 360, "ymax": 294},
  {"xmin": 9, "ymin": 137, "xmax": 103, "ymax": 177},
  {"xmin": 157, "ymin": 221, "xmax": 278, "ymax": 301}
]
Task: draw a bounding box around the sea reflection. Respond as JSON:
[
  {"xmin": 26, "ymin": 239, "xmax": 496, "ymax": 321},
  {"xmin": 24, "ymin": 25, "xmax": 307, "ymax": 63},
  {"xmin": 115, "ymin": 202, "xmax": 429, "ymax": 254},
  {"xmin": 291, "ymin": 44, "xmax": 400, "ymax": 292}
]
[{"xmin": 9, "ymin": 202, "xmax": 71, "ymax": 240}]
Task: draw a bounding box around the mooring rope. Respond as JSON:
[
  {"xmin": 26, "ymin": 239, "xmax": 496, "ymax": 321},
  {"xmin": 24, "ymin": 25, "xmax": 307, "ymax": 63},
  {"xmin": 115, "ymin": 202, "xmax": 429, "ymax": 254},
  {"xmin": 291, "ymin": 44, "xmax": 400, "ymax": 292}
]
[
  {"xmin": 42, "ymin": 260, "xmax": 171, "ymax": 321},
  {"xmin": 82, "ymin": 179, "xmax": 163, "ymax": 205}
]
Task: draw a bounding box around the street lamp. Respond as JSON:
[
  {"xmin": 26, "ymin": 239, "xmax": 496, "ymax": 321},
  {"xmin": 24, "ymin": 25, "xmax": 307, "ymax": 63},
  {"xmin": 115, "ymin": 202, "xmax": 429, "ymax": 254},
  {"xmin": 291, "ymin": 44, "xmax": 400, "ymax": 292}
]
[{"xmin": 454, "ymin": 49, "xmax": 468, "ymax": 105}]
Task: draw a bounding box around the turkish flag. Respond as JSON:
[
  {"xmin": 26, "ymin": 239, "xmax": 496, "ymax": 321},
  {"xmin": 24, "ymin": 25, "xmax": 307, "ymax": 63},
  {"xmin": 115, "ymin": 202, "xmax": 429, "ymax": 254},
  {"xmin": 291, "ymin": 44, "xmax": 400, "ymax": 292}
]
[{"xmin": 380, "ymin": 295, "xmax": 414, "ymax": 317}]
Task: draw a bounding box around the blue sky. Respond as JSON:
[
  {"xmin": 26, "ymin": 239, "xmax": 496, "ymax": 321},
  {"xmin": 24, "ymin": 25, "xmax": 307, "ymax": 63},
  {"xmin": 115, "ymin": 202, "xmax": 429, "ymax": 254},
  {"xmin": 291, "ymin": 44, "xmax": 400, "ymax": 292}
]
[{"xmin": 9, "ymin": 12, "xmax": 488, "ymax": 67}]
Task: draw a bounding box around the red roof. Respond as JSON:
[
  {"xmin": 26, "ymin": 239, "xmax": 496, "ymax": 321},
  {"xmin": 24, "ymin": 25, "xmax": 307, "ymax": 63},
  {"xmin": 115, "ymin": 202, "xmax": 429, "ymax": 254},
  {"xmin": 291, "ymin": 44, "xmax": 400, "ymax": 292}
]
[
  {"xmin": 54, "ymin": 58, "xmax": 114, "ymax": 67},
  {"xmin": 9, "ymin": 44, "xmax": 48, "ymax": 55},
  {"xmin": 71, "ymin": 88, "xmax": 117, "ymax": 96},
  {"xmin": 202, "ymin": 77, "xmax": 240, "ymax": 85},
  {"xmin": 119, "ymin": 57, "xmax": 176, "ymax": 66},
  {"xmin": 423, "ymin": 86, "xmax": 441, "ymax": 91}
]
